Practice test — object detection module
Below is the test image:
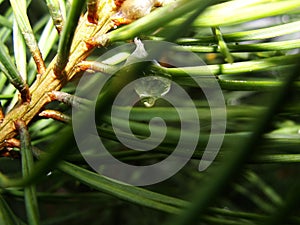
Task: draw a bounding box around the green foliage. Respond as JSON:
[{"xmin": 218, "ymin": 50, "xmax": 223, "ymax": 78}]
[{"xmin": 0, "ymin": 0, "xmax": 300, "ymax": 224}]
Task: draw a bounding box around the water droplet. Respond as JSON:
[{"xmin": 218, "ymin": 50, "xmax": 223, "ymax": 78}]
[
  {"xmin": 135, "ymin": 76, "xmax": 171, "ymax": 107},
  {"xmin": 141, "ymin": 96, "xmax": 157, "ymax": 107},
  {"xmin": 46, "ymin": 171, "xmax": 52, "ymax": 176}
]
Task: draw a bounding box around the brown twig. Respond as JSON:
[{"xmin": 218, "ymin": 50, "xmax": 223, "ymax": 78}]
[
  {"xmin": 87, "ymin": 0, "xmax": 99, "ymax": 24},
  {"xmin": 0, "ymin": 102, "xmax": 4, "ymax": 123},
  {"xmin": 0, "ymin": 0, "xmax": 116, "ymax": 151},
  {"xmin": 39, "ymin": 109, "xmax": 71, "ymax": 123}
]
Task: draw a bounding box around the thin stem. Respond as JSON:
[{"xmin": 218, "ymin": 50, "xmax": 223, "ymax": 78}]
[
  {"xmin": 162, "ymin": 20, "xmax": 300, "ymax": 44},
  {"xmin": 90, "ymin": 0, "xmax": 221, "ymax": 46},
  {"xmin": 193, "ymin": 0, "xmax": 300, "ymax": 27},
  {"xmin": 0, "ymin": 40, "xmax": 30, "ymax": 102},
  {"xmin": 48, "ymin": 90, "xmax": 91, "ymax": 108},
  {"xmin": 212, "ymin": 27, "xmax": 234, "ymax": 63},
  {"xmin": 54, "ymin": 0, "xmax": 87, "ymax": 76},
  {"xmin": 165, "ymin": 54, "xmax": 300, "ymax": 77},
  {"xmin": 10, "ymin": 0, "xmax": 46, "ymax": 74},
  {"xmin": 15, "ymin": 120, "xmax": 40, "ymax": 225},
  {"xmin": 13, "ymin": 19, "xmax": 27, "ymax": 82},
  {"xmin": 180, "ymin": 39, "xmax": 300, "ymax": 53},
  {"xmin": 39, "ymin": 109, "xmax": 71, "ymax": 123},
  {"xmin": 166, "ymin": 44, "xmax": 300, "ymax": 225},
  {"xmin": 45, "ymin": 0, "xmax": 65, "ymax": 34}
]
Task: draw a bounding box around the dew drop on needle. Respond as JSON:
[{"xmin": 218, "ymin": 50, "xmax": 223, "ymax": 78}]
[{"xmin": 134, "ymin": 76, "xmax": 171, "ymax": 108}]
